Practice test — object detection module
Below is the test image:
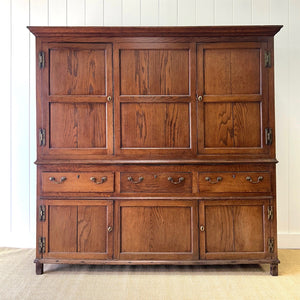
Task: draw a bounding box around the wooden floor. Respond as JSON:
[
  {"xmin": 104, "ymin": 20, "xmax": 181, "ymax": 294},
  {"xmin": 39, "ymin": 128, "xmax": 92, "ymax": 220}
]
[{"xmin": 0, "ymin": 248, "xmax": 299, "ymax": 300}]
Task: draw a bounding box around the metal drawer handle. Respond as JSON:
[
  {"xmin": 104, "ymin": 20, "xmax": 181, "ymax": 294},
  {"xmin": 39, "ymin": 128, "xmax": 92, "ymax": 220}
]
[
  {"xmin": 246, "ymin": 176, "xmax": 264, "ymax": 184},
  {"xmin": 128, "ymin": 176, "xmax": 144, "ymax": 184},
  {"xmin": 90, "ymin": 176, "xmax": 107, "ymax": 184},
  {"xmin": 49, "ymin": 176, "xmax": 67, "ymax": 184},
  {"xmin": 205, "ymin": 176, "xmax": 223, "ymax": 184},
  {"xmin": 168, "ymin": 176, "xmax": 185, "ymax": 185}
]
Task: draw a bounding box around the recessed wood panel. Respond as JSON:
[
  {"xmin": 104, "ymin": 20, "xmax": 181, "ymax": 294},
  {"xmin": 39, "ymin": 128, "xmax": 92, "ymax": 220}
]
[
  {"xmin": 120, "ymin": 49, "xmax": 190, "ymax": 95},
  {"xmin": 121, "ymin": 103, "xmax": 190, "ymax": 148},
  {"xmin": 120, "ymin": 206, "xmax": 192, "ymax": 252},
  {"xmin": 204, "ymin": 103, "xmax": 234, "ymax": 147},
  {"xmin": 233, "ymin": 102, "xmax": 261, "ymax": 147},
  {"xmin": 204, "ymin": 102, "xmax": 261, "ymax": 148},
  {"xmin": 50, "ymin": 103, "xmax": 106, "ymax": 149},
  {"xmin": 78, "ymin": 206, "xmax": 107, "ymax": 253},
  {"xmin": 204, "ymin": 48, "xmax": 260, "ymax": 95},
  {"xmin": 48, "ymin": 206, "xmax": 77, "ymax": 252},
  {"xmin": 205, "ymin": 204, "xmax": 264, "ymax": 253},
  {"xmin": 50, "ymin": 48, "xmax": 106, "ymax": 95}
]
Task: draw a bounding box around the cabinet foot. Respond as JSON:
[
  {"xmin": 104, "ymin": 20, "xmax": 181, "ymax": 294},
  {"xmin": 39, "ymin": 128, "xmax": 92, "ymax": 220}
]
[
  {"xmin": 35, "ymin": 261, "xmax": 44, "ymax": 275},
  {"xmin": 270, "ymin": 263, "xmax": 278, "ymax": 276}
]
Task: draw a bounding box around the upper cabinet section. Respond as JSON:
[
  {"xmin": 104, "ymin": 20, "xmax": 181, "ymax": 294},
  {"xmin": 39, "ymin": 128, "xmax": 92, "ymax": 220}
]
[
  {"xmin": 196, "ymin": 42, "xmax": 270, "ymax": 155},
  {"xmin": 29, "ymin": 26, "xmax": 282, "ymax": 161},
  {"xmin": 114, "ymin": 42, "xmax": 196, "ymax": 157},
  {"xmin": 39, "ymin": 43, "xmax": 113, "ymax": 159}
]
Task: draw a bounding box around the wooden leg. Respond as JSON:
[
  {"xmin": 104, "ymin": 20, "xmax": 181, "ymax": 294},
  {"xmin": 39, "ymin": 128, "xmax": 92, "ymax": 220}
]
[
  {"xmin": 270, "ymin": 263, "xmax": 278, "ymax": 276},
  {"xmin": 35, "ymin": 261, "xmax": 44, "ymax": 275}
]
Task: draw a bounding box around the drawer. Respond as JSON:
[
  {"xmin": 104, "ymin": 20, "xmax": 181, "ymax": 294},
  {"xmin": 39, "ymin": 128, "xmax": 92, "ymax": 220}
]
[
  {"xmin": 42, "ymin": 172, "xmax": 114, "ymax": 193},
  {"xmin": 120, "ymin": 172, "xmax": 192, "ymax": 193},
  {"xmin": 199, "ymin": 172, "xmax": 271, "ymax": 193}
]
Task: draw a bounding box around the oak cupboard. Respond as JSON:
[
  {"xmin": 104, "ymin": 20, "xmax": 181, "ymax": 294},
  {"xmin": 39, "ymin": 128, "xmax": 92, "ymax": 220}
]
[{"xmin": 28, "ymin": 26, "xmax": 282, "ymax": 275}]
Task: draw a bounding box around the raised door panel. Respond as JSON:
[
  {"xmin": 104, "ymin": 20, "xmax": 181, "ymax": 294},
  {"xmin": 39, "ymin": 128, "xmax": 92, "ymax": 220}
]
[
  {"xmin": 115, "ymin": 43, "xmax": 196, "ymax": 157},
  {"xmin": 197, "ymin": 42, "xmax": 270, "ymax": 155},
  {"xmin": 116, "ymin": 200, "xmax": 198, "ymax": 260},
  {"xmin": 199, "ymin": 200, "xmax": 270, "ymax": 260},
  {"xmin": 40, "ymin": 43, "xmax": 113, "ymax": 159},
  {"xmin": 43, "ymin": 200, "xmax": 113, "ymax": 260}
]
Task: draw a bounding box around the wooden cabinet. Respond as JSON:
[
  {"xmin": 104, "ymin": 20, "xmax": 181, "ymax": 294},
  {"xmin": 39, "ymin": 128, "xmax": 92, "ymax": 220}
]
[{"xmin": 29, "ymin": 26, "xmax": 281, "ymax": 276}]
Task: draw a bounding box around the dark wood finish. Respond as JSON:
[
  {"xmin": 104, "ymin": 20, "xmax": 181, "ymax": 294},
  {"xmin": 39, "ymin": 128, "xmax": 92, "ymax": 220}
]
[
  {"xmin": 35, "ymin": 260, "xmax": 44, "ymax": 275},
  {"xmin": 270, "ymin": 263, "xmax": 279, "ymax": 276},
  {"xmin": 30, "ymin": 26, "xmax": 281, "ymax": 275}
]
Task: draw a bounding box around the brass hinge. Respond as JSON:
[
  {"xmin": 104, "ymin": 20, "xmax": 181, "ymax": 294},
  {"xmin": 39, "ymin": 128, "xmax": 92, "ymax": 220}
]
[
  {"xmin": 39, "ymin": 51, "xmax": 45, "ymax": 69},
  {"xmin": 38, "ymin": 237, "xmax": 46, "ymax": 254},
  {"xmin": 265, "ymin": 50, "xmax": 271, "ymax": 68},
  {"xmin": 39, "ymin": 205, "xmax": 46, "ymax": 222},
  {"xmin": 267, "ymin": 206, "xmax": 274, "ymax": 221},
  {"xmin": 39, "ymin": 128, "xmax": 46, "ymax": 146},
  {"xmin": 268, "ymin": 238, "xmax": 274, "ymax": 253},
  {"xmin": 265, "ymin": 128, "xmax": 273, "ymax": 145}
]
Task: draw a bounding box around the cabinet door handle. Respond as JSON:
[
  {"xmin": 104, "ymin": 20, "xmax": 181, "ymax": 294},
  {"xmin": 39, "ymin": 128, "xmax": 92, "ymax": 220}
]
[
  {"xmin": 205, "ymin": 176, "xmax": 222, "ymax": 184},
  {"xmin": 107, "ymin": 96, "xmax": 112, "ymax": 102},
  {"xmin": 90, "ymin": 176, "xmax": 107, "ymax": 184},
  {"xmin": 107, "ymin": 226, "xmax": 113, "ymax": 232},
  {"xmin": 128, "ymin": 176, "xmax": 144, "ymax": 184},
  {"xmin": 168, "ymin": 176, "xmax": 185, "ymax": 185},
  {"xmin": 246, "ymin": 176, "xmax": 264, "ymax": 184},
  {"xmin": 49, "ymin": 176, "xmax": 67, "ymax": 184},
  {"xmin": 197, "ymin": 95, "xmax": 203, "ymax": 102}
]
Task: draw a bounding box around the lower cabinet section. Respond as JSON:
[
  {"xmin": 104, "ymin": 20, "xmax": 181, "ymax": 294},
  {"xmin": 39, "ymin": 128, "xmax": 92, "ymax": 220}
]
[
  {"xmin": 115, "ymin": 200, "xmax": 198, "ymax": 260},
  {"xmin": 42, "ymin": 200, "xmax": 114, "ymax": 260},
  {"xmin": 199, "ymin": 200, "xmax": 271, "ymax": 260}
]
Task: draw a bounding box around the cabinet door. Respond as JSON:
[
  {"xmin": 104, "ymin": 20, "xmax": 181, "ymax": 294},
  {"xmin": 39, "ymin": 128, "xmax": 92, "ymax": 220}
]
[
  {"xmin": 197, "ymin": 42, "xmax": 270, "ymax": 155},
  {"xmin": 42, "ymin": 200, "xmax": 113, "ymax": 260},
  {"xmin": 116, "ymin": 200, "xmax": 198, "ymax": 260},
  {"xmin": 199, "ymin": 200, "xmax": 271, "ymax": 260},
  {"xmin": 40, "ymin": 43, "xmax": 113, "ymax": 159},
  {"xmin": 114, "ymin": 43, "xmax": 196, "ymax": 158}
]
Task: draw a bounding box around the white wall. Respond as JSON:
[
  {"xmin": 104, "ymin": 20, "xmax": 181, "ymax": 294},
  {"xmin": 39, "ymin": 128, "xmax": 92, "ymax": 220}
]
[{"xmin": 0, "ymin": 0, "xmax": 299, "ymax": 248}]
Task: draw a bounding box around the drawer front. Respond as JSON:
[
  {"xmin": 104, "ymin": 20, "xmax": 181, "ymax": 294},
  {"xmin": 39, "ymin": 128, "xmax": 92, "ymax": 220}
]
[
  {"xmin": 199, "ymin": 172, "xmax": 271, "ymax": 193},
  {"xmin": 42, "ymin": 172, "xmax": 114, "ymax": 193},
  {"xmin": 120, "ymin": 172, "xmax": 192, "ymax": 193}
]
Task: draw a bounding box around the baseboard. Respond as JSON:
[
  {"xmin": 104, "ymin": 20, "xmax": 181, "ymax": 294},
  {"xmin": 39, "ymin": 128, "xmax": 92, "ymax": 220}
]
[
  {"xmin": 1, "ymin": 232, "xmax": 300, "ymax": 249},
  {"xmin": 0, "ymin": 232, "xmax": 35, "ymax": 248},
  {"xmin": 278, "ymin": 233, "xmax": 300, "ymax": 249}
]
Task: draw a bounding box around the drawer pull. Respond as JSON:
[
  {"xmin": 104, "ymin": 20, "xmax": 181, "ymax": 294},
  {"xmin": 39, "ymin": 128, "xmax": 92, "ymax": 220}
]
[
  {"xmin": 49, "ymin": 176, "xmax": 67, "ymax": 184},
  {"xmin": 128, "ymin": 176, "xmax": 144, "ymax": 184},
  {"xmin": 246, "ymin": 176, "xmax": 264, "ymax": 184},
  {"xmin": 168, "ymin": 176, "xmax": 185, "ymax": 185},
  {"xmin": 90, "ymin": 176, "xmax": 107, "ymax": 184},
  {"xmin": 205, "ymin": 176, "xmax": 222, "ymax": 184}
]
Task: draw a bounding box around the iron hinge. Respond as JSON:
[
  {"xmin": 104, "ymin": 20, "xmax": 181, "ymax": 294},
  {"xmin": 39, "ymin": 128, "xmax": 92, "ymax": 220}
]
[
  {"xmin": 39, "ymin": 51, "xmax": 45, "ymax": 69},
  {"xmin": 267, "ymin": 206, "xmax": 274, "ymax": 221},
  {"xmin": 265, "ymin": 128, "xmax": 273, "ymax": 145},
  {"xmin": 38, "ymin": 237, "xmax": 46, "ymax": 254},
  {"xmin": 265, "ymin": 50, "xmax": 271, "ymax": 68},
  {"xmin": 39, "ymin": 205, "xmax": 46, "ymax": 222},
  {"xmin": 39, "ymin": 128, "xmax": 46, "ymax": 146},
  {"xmin": 268, "ymin": 238, "xmax": 274, "ymax": 253}
]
